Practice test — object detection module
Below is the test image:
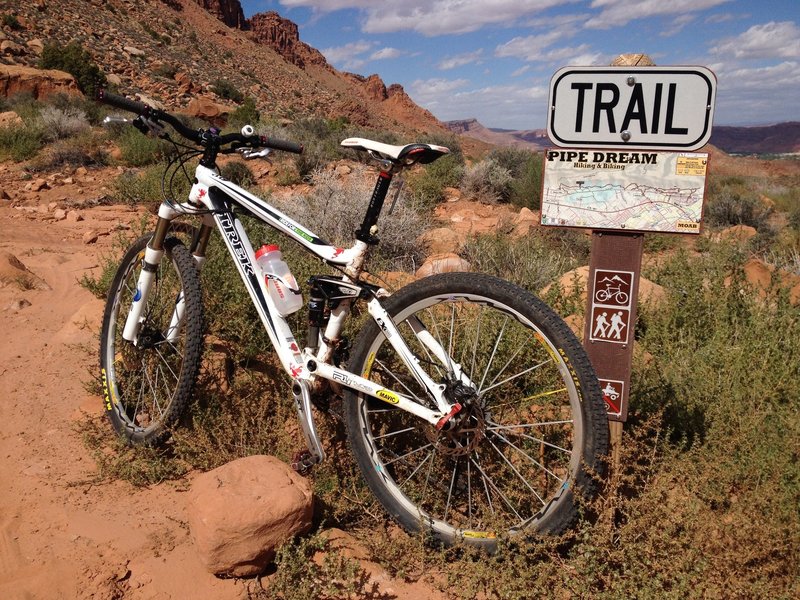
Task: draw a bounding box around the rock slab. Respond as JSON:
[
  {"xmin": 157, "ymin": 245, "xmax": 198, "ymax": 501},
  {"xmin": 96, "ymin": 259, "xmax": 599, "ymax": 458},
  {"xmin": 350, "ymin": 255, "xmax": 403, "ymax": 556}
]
[{"xmin": 187, "ymin": 455, "xmax": 314, "ymax": 577}]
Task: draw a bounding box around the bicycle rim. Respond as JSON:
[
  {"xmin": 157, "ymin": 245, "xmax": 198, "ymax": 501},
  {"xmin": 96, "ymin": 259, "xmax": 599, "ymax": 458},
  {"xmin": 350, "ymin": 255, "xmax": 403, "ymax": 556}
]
[
  {"xmin": 347, "ymin": 274, "xmax": 604, "ymax": 544},
  {"xmin": 100, "ymin": 236, "xmax": 202, "ymax": 444}
]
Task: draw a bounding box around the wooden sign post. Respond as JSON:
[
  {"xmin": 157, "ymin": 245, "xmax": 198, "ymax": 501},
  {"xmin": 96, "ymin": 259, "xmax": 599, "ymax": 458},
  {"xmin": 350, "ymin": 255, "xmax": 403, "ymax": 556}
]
[{"xmin": 543, "ymin": 54, "xmax": 717, "ymax": 468}]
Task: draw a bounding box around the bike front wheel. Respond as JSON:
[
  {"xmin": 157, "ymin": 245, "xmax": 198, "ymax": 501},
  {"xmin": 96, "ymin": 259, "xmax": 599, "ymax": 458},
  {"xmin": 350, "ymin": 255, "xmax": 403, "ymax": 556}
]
[
  {"xmin": 344, "ymin": 273, "xmax": 608, "ymax": 549},
  {"xmin": 100, "ymin": 235, "xmax": 203, "ymax": 445}
]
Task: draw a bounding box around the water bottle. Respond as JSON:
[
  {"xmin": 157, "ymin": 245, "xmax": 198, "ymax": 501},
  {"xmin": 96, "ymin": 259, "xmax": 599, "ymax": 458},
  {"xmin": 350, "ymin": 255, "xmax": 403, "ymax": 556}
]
[{"xmin": 255, "ymin": 244, "xmax": 303, "ymax": 316}]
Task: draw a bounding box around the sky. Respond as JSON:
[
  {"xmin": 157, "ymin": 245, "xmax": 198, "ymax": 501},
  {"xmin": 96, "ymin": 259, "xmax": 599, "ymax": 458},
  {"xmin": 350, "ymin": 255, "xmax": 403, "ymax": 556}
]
[{"xmin": 240, "ymin": 1, "xmax": 800, "ymax": 130}]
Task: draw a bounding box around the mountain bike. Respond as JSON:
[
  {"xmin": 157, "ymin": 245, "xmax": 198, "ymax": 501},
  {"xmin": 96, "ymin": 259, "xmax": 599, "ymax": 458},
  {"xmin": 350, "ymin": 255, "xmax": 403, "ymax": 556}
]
[{"xmin": 96, "ymin": 90, "xmax": 608, "ymax": 549}]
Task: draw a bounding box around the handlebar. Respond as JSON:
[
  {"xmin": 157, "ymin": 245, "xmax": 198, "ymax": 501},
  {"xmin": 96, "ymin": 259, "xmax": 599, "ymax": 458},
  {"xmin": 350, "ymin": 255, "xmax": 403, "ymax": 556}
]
[{"xmin": 96, "ymin": 89, "xmax": 303, "ymax": 155}]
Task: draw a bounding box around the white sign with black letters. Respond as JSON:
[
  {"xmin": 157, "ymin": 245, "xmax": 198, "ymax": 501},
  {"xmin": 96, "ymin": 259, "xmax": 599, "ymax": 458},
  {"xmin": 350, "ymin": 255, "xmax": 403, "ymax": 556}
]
[{"xmin": 547, "ymin": 66, "xmax": 716, "ymax": 150}]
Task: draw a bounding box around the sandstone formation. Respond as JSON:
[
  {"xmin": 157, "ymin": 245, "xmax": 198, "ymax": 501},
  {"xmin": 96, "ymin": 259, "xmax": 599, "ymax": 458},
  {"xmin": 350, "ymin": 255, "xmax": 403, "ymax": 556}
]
[
  {"xmin": 0, "ymin": 65, "xmax": 80, "ymax": 99},
  {"xmin": 193, "ymin": 0, "xmax": 246, "ymax": 29},
  {"xmin": 187, "ymin": 455, "xmax": 314, "ymax": 577},
  {"xmin": 248, "ymin": 11, "xmax": 329, "ymax": 69}
]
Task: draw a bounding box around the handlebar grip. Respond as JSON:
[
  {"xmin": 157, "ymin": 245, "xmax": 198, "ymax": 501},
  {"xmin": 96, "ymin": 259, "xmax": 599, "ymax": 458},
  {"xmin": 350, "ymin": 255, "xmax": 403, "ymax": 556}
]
[
  {"xmin": 96, "ymin": 89, "xmax": 149, "ymax": 115},
  {"xmin": 261, "ymin": 136, "xmax": 304, "ymax": 154}
]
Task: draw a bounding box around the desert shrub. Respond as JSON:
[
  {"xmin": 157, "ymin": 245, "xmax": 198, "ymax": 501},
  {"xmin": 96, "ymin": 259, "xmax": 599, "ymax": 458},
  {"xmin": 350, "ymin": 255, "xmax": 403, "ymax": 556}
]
[
  {"xmin": 459, "ymin": 158, "xmax": 513, "ymax": 204},
  {"xmin": 406, "ymin": 153, "xmax": 463, "ymax": 206},
  {"xmin": 280, "ymin": 117, "xmax": 350, "ymax": 178},
  {"xmin": 27, "ymin": 133, "xmax": 108, "ymax": 171},
  {"xmin": 38, "ymin": 104, "xmax": 90, "ymax": 141},
  {"xmin": 705, "ymin": 175, "xmax": 773, "ymax": 230},
  {"xmin": 0, "ymin": 124, "xmax": 43, "ymax": 161},
  {"xmin": 39, "ymin": 41, "xmax": 107, "ymax": 98},
  {"xmin": 211, "ymin": 78, "xmax": 244, "ymax": 103},
  {"xmin": 45, "ymin": 92, "xmax": 106, "ymax": 125},
  {"xmin": 489, "ymin": 147, "xmax": 543, "ymax": 209},
  {"xmin": 270, "ymin": 166, "xmax": 431, "ymax": 271},
  {"xmin": 218, "ymin": 160, "xmax": 254, "ymax": 187},
  {"xmin": 152, "ymin": 63, "xmax": 178, "ymax": 80},
  {"xmin": 227, "ymin": 96, "xmax": 260, "ymax": 129},
  {"xmin": 2, "ymin": 13, "xmax": 21, "ymax": 30},
  {"xmin": 461, "ymin": 228, "xmax": 588, "ymax": 293},
  {"xmin": 113, "ymin": 126, "xmax": 173, "ymax": 166},
  {"xmin": 113, "ymin": 163, "xmax": 188, "ymax": 207}
]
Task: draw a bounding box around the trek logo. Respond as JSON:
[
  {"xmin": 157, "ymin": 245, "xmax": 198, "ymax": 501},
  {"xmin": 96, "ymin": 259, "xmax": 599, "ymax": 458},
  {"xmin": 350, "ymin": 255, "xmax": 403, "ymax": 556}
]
[{"xmin": 218, "ymin": 212, "xmax": 255, "ymax": 277}]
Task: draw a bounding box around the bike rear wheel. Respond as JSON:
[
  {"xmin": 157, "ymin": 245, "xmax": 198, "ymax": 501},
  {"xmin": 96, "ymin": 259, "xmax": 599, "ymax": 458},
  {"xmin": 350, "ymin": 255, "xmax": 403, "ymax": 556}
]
[
  {"xmin": 344, "ymin": 273, "xmax": 608, "ymax": 549},
  {"xmin": 100, "ymin": 235, "xmax": 203, "ymax": 445}
]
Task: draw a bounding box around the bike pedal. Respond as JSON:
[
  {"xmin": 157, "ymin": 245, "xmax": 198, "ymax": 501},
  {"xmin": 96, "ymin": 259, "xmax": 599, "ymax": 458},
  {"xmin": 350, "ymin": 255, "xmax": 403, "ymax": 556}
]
[{"xmin": 291, "ymin": 450, "xmax": 316, "ymax": 474}]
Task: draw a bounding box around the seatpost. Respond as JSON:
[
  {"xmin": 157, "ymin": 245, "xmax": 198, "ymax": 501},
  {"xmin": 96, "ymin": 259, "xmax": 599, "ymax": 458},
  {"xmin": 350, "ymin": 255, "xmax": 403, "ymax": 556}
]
[{"xmin": 356, "ymin": 168, "xmax": 394, "ymax": 245}]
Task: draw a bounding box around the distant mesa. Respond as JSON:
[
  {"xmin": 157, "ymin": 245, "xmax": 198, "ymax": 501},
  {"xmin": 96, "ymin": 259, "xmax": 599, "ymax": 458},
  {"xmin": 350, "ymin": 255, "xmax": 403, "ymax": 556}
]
[
  {"xmin": 447, "ymin": 118, "xmax": 799, "ymax": 155},
  {"xmin": 445, "ymin": 118, "xmax": 550, "ymax": 150},
  {"xmin": 710, "ymin": 122, "xmax": 800, "ymax": 155}
]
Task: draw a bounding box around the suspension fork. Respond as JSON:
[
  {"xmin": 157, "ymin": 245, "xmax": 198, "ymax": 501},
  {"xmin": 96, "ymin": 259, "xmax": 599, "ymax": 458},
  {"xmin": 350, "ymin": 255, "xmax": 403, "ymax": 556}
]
[
  {"xmin": 121, "ymin": 214, "xmax": 172, "ymax": 343},
  {"xmin": 163, "ymin": 219, "xmax": 214, "ymax": 344}
]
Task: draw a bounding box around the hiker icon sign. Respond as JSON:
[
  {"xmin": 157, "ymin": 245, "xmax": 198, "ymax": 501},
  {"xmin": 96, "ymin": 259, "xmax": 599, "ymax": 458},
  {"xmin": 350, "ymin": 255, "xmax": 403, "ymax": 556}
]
[{"xmin": 589, "ymin": 269, "xmax": 634, "ymax": 345}]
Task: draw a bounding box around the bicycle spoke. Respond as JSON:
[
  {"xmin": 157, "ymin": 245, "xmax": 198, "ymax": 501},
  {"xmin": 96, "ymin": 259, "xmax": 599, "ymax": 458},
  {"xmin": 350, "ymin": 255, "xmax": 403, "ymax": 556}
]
[
  {"xmin": 469, "ymin": 305, "xmax": 484, "ymax": 381},
  {"xmin": 381, "ymin": 442, "xmax": 434, "ymax": 466},
  {"xmin": 398, "ymin": 449, "xmax": 434, "ymax": 488},
  {"xmin": 486, "ymin": 422, "xmax": 572, "ymax": 454},
  {"xmin": 444, "ymin": 460, "xmax": 459, "ymax": 522},
  {"xmin": 469, "ymin": 455, "xmax": 523, "ymax": 522},
  {"xmin": 480, "ymin": 359, "xmax": 552, "ymax": 396},
  {"xmin": 372, "ymin": 426, "xmax": 416, "ymax": 441},
  {"xmin": 485, "ymin": 436, "xmax": 547, "ymax": 507},
  {"xmin": 488, "ymin": 429, "xmax": 565, "ymax": 485},
  {"xmin": 373, "ymin": 358, "xmax": 425, "ymax": 403},
  {"xmin": 478, "ymin": 316, "xmax": 509, "ymax": 392}
]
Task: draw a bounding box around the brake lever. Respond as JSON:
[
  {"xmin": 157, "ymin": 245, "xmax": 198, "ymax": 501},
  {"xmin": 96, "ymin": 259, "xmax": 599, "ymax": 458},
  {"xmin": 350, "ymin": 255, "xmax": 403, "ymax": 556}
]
[
  {"xmin": 128, "ymin": 115, "xmax": 165, "ymax": 138},
  {"xmin": 238, "ymin": 147, "xmax": 272, "ymax": 161},
  {"xmin": 102, "ymin": 116, "xmax": 131, "ymax": 127}
]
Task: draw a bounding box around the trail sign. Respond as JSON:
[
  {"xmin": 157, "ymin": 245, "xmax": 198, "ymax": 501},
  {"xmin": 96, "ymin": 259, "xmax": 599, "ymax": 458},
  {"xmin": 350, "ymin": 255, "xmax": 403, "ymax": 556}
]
[{"xmin": 547, "ymin": 66, "xmax": 716, "ymax": 150}]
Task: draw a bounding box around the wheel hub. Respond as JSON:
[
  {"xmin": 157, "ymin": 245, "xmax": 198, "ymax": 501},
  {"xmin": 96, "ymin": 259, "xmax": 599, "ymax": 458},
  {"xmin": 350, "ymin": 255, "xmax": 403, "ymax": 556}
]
[{"xmin": 425, "ymin": 380, "xmax": 486, "ymax": 457}]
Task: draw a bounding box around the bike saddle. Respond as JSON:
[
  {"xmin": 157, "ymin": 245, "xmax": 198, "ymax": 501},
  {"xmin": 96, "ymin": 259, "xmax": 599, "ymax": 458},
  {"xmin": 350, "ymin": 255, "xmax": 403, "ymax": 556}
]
[{"xmin": 340, "ymin": 137, "xmax": 450, "ymax": 165}]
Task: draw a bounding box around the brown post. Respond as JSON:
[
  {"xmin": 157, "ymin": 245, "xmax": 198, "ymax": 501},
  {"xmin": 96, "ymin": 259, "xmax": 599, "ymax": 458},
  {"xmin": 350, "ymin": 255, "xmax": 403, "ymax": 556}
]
[{"xmin": 582, "ymin": 54, "xmax": 655, "ymax": 468}]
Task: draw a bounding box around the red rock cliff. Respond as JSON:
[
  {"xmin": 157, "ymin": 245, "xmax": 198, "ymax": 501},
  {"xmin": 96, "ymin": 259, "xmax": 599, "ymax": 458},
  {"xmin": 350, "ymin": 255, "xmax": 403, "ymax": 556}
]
[
  {"xmin": 248, "ymin": 11, "xmax": 329, "ymax": 69},
  {"xmin": 192, "ymin": 0, "xmax": 246, "ymax": 29}
]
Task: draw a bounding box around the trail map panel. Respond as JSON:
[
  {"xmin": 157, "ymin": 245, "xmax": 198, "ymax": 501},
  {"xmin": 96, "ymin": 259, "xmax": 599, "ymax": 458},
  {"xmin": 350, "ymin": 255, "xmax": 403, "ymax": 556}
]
[{"xmin": 541, "ymin": 150, "xmax": 707, "ymax": 233}]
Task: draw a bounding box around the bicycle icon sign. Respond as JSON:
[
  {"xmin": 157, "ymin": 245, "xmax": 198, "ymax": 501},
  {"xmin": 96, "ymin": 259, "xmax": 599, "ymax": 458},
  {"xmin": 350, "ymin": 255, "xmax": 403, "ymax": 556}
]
[
  {"xmin": 589, "ymin": 269, "xmax": 634, "ymax": 345},
  {"xmin": 593, "ymin": 271, "xmax": 632, "ymax": 307}
]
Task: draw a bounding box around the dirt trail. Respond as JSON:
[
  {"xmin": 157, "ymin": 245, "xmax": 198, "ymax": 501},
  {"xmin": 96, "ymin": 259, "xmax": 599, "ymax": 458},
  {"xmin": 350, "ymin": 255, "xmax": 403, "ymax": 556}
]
[
  {"xmin": 0, "ymin": 197, "xmax": 250, "ymax": 599},
  {"xmin": 0, "ymin": 167, "xmax": 444, "ymax": 598}
]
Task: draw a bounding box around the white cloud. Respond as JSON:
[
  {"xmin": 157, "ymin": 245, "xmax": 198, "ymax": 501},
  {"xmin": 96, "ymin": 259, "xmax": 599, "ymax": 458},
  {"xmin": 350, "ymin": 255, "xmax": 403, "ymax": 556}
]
[
  {"xmin": 370, "ymin": 47, "xmax": 403, "ymax": 60},
  {"xmin": 437, "ymin": 49, "xmax": 484, "ymax": 70},
  {"xmin": 511, "ymin": 65, "xmax": 531, "ymax": 77},
  {"xmin": 408, "ymin": 78, "xmax": 549, "ymax": 128},
  {"xmin": 586, "ymin": 0, "xmax": 731, "ymax": 29},
  {"xmin": 711, "ymin": 21, "xmax": 800, "ymax": 60},
  {"xmin": 495, "ymin": 31, "xmax": 564, "ymax": 61},
  {"xmin": 710, "ymin": 61, "xmax": 800, "ymax": 124},
  {"xmin": 281, "ymin": 0, "xmax": 576, "ymax": 36},
  {"xmin": 661, "ymin": 14, "xmax": 696, "ymax": 37},
  {"xmin": 321, "ymin": 40, "xmax": 374, "ymax": 69}
]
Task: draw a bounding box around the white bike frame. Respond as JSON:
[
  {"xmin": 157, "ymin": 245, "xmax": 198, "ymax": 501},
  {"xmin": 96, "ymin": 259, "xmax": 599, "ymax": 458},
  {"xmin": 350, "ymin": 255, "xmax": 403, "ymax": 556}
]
[{"xmin": 121, "ymin": 164, "xmax": 466, "ymax": 459}]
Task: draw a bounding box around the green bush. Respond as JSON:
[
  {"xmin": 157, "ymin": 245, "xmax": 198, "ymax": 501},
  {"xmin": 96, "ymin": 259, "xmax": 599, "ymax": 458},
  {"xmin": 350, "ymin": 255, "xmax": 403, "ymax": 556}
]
[
  {"xmin": 28, "ymin": 132, "xmax": 108, "ymax": 172},
  {"xmin": 488, "ymin": 147, "xmax": 543, "ymax": 209},
  {"xmin": 2, "ymin": 13, "xmax": 21, "ymax": 30},
  {"xmin": 211, "ymin": 78, "xmax": 244, "ymax": 103},
  {"xmin": 227, "ymin": 97, "xmax": 260, "ymax": 129},
  {"xmin": 705, "ymin": 175, "xmax": 773, "ymax": 230},
  {"xmin": 114, "ymin": 126, "xmax": 173, "ymax": 166},
  {"xmin": 39, "ymin": 41, "xmax": 107, "ymax": 98},
  {"xmin": 0, "ymin": 124, "xmax": 43, "ymax": 161},
  {"xmin": 218, "ymin": 160, "xmax": 254, "ymax": 187}
]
